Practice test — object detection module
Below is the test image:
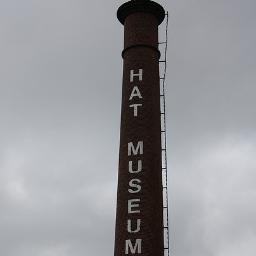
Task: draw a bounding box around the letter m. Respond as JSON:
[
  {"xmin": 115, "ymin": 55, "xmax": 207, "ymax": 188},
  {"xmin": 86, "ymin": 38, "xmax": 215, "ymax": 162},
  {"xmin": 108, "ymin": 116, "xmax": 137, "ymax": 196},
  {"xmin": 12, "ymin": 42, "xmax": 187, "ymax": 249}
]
[
  {"xmin": 125, "ymin": 239, "xmax": 142, "ymax": 254},
  {"xmin": 128, "ymin": 141, "xmax": 143, "ymax": 156}
]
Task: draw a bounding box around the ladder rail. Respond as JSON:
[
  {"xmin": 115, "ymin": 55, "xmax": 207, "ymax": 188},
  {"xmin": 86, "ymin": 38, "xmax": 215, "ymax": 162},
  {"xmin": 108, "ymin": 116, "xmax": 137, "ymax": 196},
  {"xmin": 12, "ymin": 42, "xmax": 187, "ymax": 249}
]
[{"xmin": 159, "ymin": 12, "xmax": 170, "ymax": 256}]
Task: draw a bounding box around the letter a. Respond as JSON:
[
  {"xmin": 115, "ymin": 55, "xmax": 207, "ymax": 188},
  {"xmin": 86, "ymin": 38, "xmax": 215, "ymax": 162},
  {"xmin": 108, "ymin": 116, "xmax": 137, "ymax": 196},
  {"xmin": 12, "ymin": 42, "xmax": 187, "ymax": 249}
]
[{"xmin": 129, "ymin": 86, "xmax": 142, "ymax": 101}]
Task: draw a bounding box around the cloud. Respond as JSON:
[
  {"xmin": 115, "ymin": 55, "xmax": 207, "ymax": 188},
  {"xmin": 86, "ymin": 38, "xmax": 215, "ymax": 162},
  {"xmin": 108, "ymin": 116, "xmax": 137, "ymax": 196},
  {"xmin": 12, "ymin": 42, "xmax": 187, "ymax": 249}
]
[
  {"xmin": 170, "ymin": 133, "xmax": 256, "ymax": 256},
  {"xmin": 0, "ymin": 0, "xmax": 256, "ymax": 255}
]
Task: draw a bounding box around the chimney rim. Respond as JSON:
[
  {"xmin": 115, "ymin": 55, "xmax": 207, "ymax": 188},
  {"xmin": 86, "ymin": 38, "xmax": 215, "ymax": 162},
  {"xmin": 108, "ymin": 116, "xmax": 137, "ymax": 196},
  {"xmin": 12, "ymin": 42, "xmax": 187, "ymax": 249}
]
[{"xmin": 117, "ymin": 0, "xmax": 166, "ymax": 25}]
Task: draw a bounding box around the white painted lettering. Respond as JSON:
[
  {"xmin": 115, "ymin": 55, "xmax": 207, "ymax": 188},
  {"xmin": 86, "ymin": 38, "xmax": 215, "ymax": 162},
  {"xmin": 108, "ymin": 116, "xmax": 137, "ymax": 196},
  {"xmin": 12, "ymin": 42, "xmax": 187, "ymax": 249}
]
[
  {"xmin": 130, "ymin": 69, "xmax": 143, "ymax": 83},
  {"xmin": 129, "ymin": 160, "xmax": 142, "ymax": 174},
  {"xmin": 129, "ymin": 86, "xmax": 143, "ymax": 101},
  {"xmin": 128, "ymin": 179, "xmax": 142, "ymax": 194},
  {"xmin": 128, "ymin": 199, "xmax": 141, "ymax": 214},
  {"xmin": 127, "ymin": 219, "xmax": 141, "ymax": 233},
  {"xmin": 129, "ymin": 103, "xmax": 142, "ymax": 117},
  {"xmin": 125, "ymin": 239, "xmax": 142, "ymax": 254},
  {"xmin": 128, "ymin": 141, "xmax": 143, "ymax": 156}
]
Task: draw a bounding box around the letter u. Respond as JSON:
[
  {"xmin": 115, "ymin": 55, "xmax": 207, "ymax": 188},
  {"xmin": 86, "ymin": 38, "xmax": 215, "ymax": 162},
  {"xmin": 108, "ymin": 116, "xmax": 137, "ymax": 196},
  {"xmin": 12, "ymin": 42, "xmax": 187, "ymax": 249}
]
[
  {"xmin": 127, "ymin": 219, "xmax": 141, "ymax": 233},
  {"xmin": 129, "ymin": 160, "xmax": 142, "ymax": 174}
]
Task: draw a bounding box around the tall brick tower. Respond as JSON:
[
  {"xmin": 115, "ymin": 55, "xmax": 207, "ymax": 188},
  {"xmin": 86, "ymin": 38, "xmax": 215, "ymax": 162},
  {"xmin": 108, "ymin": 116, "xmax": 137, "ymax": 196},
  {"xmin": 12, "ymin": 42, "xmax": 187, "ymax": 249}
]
[{"xmin": 114, "ymin": 1, "xmax": 166, "ymax": 256}]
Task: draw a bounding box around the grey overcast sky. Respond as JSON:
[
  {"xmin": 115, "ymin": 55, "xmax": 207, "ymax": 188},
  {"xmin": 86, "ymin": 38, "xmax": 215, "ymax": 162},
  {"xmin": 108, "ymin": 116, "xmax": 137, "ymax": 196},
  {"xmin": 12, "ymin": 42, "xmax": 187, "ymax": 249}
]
[{"xmin": 0, "ymin": 0, "xmax": 256, "ymax": 255}]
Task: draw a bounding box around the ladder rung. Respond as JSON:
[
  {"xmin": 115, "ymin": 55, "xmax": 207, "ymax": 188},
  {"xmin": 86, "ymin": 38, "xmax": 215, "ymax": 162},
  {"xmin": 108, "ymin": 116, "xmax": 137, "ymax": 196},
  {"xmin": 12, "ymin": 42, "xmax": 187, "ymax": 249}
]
[
  {"xmin": 158, "ymin": 41, "xmax": 167, "ymax": 44},
  {"xmin": 159, "ymin": 60, "xmax": 166, "ymax": 63}
]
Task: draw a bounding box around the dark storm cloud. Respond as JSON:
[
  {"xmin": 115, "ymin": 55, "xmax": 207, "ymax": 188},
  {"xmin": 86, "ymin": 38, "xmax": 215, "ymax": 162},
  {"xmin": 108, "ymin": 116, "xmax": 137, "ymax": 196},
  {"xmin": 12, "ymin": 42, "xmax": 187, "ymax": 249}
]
[{"xmin": 0, "ymin": 0, "xmax": 255, "ymax": 256}]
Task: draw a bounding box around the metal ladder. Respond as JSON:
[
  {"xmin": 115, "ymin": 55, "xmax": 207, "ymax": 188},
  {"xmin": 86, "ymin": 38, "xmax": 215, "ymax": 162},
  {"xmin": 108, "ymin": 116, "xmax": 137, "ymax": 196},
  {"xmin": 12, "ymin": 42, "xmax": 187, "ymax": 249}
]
[{"xmin": 159, "ymin": 12, "xmax": 170, "ymax": 256}]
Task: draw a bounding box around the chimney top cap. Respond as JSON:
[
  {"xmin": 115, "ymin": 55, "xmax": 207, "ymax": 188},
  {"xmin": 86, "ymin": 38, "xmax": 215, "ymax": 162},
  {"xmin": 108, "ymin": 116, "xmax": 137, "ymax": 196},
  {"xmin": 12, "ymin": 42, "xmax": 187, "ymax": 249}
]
[{"xmin": 117, "ymin": 0, "xmax": 165, "ymax": 25}]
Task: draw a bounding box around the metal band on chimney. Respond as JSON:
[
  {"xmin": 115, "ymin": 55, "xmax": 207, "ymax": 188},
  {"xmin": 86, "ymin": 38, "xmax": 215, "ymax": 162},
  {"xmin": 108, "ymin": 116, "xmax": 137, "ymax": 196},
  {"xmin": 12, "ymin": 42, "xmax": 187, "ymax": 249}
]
[{"xmin": 122, "ymin": 44, "xmax": 161, "ymax": 59}]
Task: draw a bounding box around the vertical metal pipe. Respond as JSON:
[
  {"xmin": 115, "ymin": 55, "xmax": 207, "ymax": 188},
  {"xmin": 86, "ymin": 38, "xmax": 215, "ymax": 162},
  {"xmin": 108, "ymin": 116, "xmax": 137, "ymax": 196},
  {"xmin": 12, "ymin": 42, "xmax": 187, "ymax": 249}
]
[{"xmin": 114, "ymin": 1, "xmax": 166, "ymax": 256}]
